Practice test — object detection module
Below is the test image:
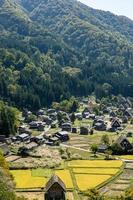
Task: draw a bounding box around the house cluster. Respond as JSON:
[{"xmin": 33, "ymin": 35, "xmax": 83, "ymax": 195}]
[{"xmin": 0, "ymin": 96, "xmax": 133, "ymax": 157}]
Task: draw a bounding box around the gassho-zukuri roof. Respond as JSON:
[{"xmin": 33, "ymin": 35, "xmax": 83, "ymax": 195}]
[{"xmin": 45, "ymin": 175, "xmax": 66, "ymax": 192}]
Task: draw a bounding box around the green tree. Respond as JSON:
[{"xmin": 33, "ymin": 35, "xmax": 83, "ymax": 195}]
[
  {"xmin": 70, "ymin": 113, "xmax": 76, "ymax": 124},
  {"xmin": 101, "ymin": 135, "xmax": 110, "ymax": 146},
  {"xmin": 70, "ymin": 99, "xmax": 79, "ymax": 112},
  {"xmin": 91, "ymin": 144, "xmax": 98, "ymax": 157},
  {"xmin": 0, "ymin": 103, "xmax": 20, "ymax": 136}
]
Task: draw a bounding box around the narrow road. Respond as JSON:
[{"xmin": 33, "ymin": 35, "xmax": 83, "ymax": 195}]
[{"xmin": 60, "ymin": 143, "xmax": 91, "ymax": 152}]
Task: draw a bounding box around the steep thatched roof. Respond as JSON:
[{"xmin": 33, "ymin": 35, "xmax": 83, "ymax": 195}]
[{"xmin": 45, "ymin": 175, "xmax": 66, "ymax": 192}]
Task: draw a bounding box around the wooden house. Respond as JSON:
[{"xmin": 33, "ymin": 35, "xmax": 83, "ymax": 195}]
[
  {"xmin": 98, "ymin": 144, "xmax": 107, "ymax": 153},
  {"xmin": 45, "ymin": 175, "xmax": 66, "ymax": 200},
  {"xmin": 111, "ymin": 118, "xmax": 121, "ymax": 130},
  {"xmin": 17, "ymin": 133, "xmax": 30, "ymax": 142},
  {"xmin": 55, "ymin": 131, "xmax": 69, "ymax": 142},
  {"xmin": 115, "ymin": 136, "xmax": 132, "ymax": 151},
  {"xmin": 80, "ymin": 126, "xmax": 89, "ymax": 135},
  {"xmin": 72, "ymin": 127, "xmax": 77, "ymax": 133},
  {"xmin": 61, "ymin": 122, "xmax": 71, "ymax": 132},
  {"xmin": 94, "ymin": 122, "xmax": 106, "ymax": 131}
]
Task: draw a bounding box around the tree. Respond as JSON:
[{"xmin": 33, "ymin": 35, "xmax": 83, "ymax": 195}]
[
  {"xmin": 101, "ymin": 135, "xmax": 110, "ymax": 146},
  {"xmin": 91, "ymin": 144, "xmax": 98, "ymax": 157},
  {"xmin": 70, "ymin": 99, "xmax": 79, "ymax": 112},
  {"xmin": 105, "ymin": 149, "xmax": 112, "ymax": 160},
  {"xmin": 70, "ymin": 113, "xmax": 76, "ymax": 124},
  {"xmin": 0, "ymin": 102, "xmax": 20, "ymax": 137},
  {"xmin": 0, "ymin": 181, "xmax": 16, "ymax": 200}
]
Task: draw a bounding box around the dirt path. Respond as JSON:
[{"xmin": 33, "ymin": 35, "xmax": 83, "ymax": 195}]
[{"xmin": 60, "ymin": 143, "xmax": 91, "ymax": 152}]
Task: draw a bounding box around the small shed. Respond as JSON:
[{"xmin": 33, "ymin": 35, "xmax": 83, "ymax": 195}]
[
  {"xmin": 61, "ymin": 122, "xmax": 71, "ymax": 132},
  {"xmin": 98, "ymin": 144, "xmax": 107, "ymax": 153},
  {"xmin": 80, "ymin": 126, "xmax": 88, "ymax": 135},
  {"xmin": 45, "ymin": 175, "xmax": 66, "ymax": 200},
  {"xmin": 72, "ymin": 127, "xmax": 77, "ymax": 133},
  {"xmin": 56, "ymin": 131, "xmax": 69, "ymax": 142}
]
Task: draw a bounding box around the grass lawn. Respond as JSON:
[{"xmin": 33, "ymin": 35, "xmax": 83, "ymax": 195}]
[{"xmin": 73, "ymin": 119, "xmax": 93, "ymax": 127}]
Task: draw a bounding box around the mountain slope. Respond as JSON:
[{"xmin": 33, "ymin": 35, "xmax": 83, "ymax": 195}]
[
  {"xmin": 0, "ymin": 0, "xmax": 133, "ymax": 109},
  {"xmin": 0, "ymin": 0, "xmax": 82, "ymax": 109},
  {"xmin": 18, "ymin": 0, "xmax": 133, "ymax": 94},
  {"xmin": 19, "ymin": 0, "xmax": 133, "ymax": 43}
]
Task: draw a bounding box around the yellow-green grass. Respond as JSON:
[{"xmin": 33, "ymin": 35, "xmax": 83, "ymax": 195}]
[
  {"xmin": 75, "ymin": 174, "xmax": 111, "ymax": 191},
  {"xmin": 11, "ymin": 169, "xmax": 73, "ymax": 189},
  {"xmin": 68, "ymin": 160, "xmax": 123, "ymax": 168},
  {"xmin": 11, "ymin": 170, "xmax": 46, "ymax": 188},
  {"xmin": 55, "ymin": 170, "xmax": 73, "ymax": 189},
  {"xmin": 73, "ymin": 168, "xmax": 120, "ymax": 175},
  {"xmin": 119, "ymin": 155, "xmax": 133, "ymax": 160},
  {"xmin": 31, "ymin": 168, "xmax": 52, "ymax": 178}
]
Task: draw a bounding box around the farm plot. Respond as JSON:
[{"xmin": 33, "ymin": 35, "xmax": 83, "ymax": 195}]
[
  {"xmin": 11, "ymin": 170, "xmax": 46, "ymax": 188},
  {"xmin": 68, "ymin": 160, "xmax": 123, "ymax": 192},
  {"xmin": 99, "ymin": 162, "xmax": 133, "ymax": 197},
  {"xmin": 11, "ymin": 169, "xmax": 73, "ymax": 189},
  {"xmin": 73, "ymin": 168, "xmax": 120, "ymax": 175},
  {"xmin": 68, "ymin": 160, "xmax": 123, "ymax": 168},
  {"xmin": 75, "ymin": 174, "xmax": 111, "ymax": 191},
  {"xmin": 11, "ymin": 160, "xmax": 123, "ymax": 193},
  {"xmin": 119, "ymin": 155, "xmax": 133, "ymax": 160},
  {"xmin": 55, "ymin": 170, "xmax": 73, "ymax": 189}
]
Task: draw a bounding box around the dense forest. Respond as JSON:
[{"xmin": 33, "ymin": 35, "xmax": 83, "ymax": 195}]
[{"xmin": 0, "ymin": 0, "xmax": 133, "ymax": 110}]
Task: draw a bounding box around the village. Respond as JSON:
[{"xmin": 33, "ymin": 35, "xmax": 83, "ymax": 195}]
[{"xmin": 0, "ymin": 96, "xmax": 133, "ymax": 200}]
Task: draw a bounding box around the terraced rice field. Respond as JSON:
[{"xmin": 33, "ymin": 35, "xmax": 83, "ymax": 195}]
[
  {"xmin": 68, "ymin": 160, "xmax": 123, "ymax": 168},
  {"xmin": 67, "ymin": 133, "xmax": 118, "ymax": 150},
  {"xmin": 99, "ymin": 161, "xmax": 133, "ymax": 197},
  {"xmin": 11, "ymin": 169, "xmax": 73, "ymax": 189},
  {"xmin": 68, "ymin": 160, "xmax": 123, "ymax": 192},
  {"xmin": 11, "ymin": 160, "xmax": 123, "ymax": 193},
  {"xmin": 119, "ymin": 155, "xmax": 133, "ymax": 160},
  {"xmin": 73, "ymin": 168, "xmax": 120, "ymax": 175},
  {"xmin": 11, "ymin": 170, "xmax": 47, "ymax": 188},
  {"xmin": 55, "ymin": 170, "xmax": 73, "ymax": 189},
  {"xmin": 75, "ymin": 174, "xmax": 111, "ymax": 191}
]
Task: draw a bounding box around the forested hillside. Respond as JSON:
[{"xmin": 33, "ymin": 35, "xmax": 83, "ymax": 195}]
[{"xmin": 0, "ymin": 0, "xmax": 133, "ymax": 110}]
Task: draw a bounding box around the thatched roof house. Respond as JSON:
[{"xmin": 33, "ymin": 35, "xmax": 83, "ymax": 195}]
[{"xmin": 45, "ymin": 175, "xmax": 66, "ymax": 200}]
